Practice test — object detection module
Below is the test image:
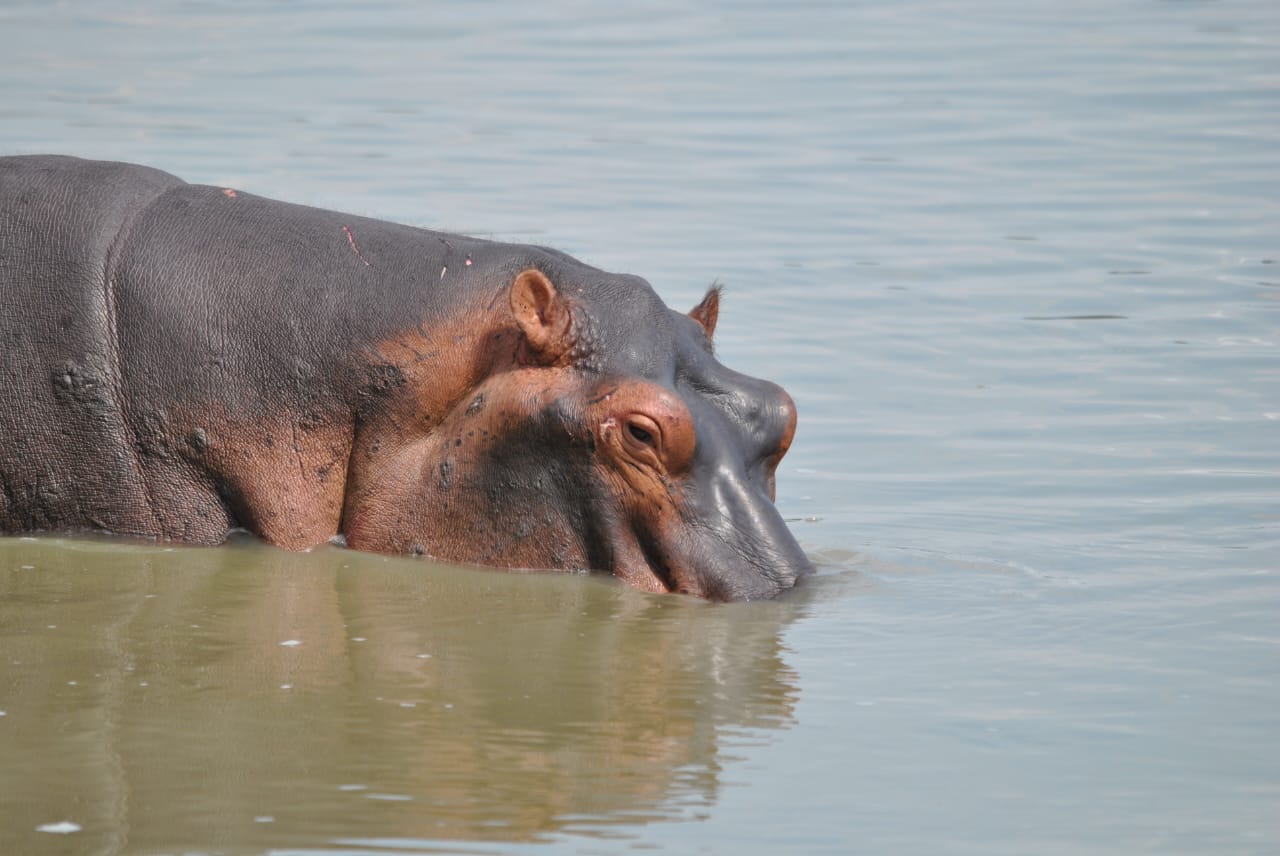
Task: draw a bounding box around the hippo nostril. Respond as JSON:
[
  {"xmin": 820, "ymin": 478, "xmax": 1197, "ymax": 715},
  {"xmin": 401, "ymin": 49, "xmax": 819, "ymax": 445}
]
[
  {"xmin": 733, "ymin": 382, "xmax": 798, "ymax": 467},
  {"xmin": 770, "ymin": 385, "xmax": 799, "ymax": 458}
]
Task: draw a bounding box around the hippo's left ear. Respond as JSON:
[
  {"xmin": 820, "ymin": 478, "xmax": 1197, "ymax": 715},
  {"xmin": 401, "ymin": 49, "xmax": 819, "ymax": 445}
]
[
  {"xmin": 689, "ymin": 285, "xmax": 721, "ymax": 340},
  {"xmin": 510, "ymin": 268, "xmax": 574, "ymax": 364}
]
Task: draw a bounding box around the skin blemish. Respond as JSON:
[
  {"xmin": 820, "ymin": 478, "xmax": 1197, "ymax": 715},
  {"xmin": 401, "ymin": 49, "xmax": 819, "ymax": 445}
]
[
  {"xmin": 587, "ymin": 387, "xmax": 619, "ymax": 405},
  {"xmin": 465, "ymin": 256, "xmax": 472, "ymax": 266},
  {"xmin": 222, "ymin": 188, "xmax": 237, "ymax": 197},
  {"xmin": 440, "ymin": 266, "xmax": 447, "ymax": 280},
  {"xmin": 342, "ymin": 225, "xmax": 371, "ymax": 267}
]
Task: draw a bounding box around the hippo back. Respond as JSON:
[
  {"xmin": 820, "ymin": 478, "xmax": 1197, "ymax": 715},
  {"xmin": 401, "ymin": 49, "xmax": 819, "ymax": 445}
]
[{"xmin": 0, "ymin": 156, "xmax": 188, "ymax": 536}]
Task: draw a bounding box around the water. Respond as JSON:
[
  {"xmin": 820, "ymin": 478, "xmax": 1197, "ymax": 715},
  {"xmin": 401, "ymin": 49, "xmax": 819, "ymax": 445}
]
[{"xmin": 2, "ymin": 1, "xmax": 1277, "ymax": 853}]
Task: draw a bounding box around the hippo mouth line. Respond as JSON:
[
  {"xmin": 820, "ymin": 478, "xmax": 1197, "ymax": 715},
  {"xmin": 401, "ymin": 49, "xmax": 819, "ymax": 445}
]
[
  {"xmin": 635, "ymin": 534, "xmax": 758, "ymax": 601},
  {"xmin": 636, "ymin": 536, "xmax": 680, "ymax": 595},
  {"xmin": 627, "ymin": 517, "xmax": 806, "ymax": 601}
]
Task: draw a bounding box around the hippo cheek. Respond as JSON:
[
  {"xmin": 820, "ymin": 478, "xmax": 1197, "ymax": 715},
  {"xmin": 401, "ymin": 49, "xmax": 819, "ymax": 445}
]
[
  {"xmin": 347, "ymin": 440, "xmax": 597, "ymax": 573},
  {"xmin": 629, "ymin": 442, "xmax": 812, "ymax": 601},
  {"xmin": 593, "ymin": 461, "xmax": 811, "ymax": 601},
  {"xmin": 635, "ymin": 492, "xmax": 812, "ymax": 602},
  {"xmin": 597, "ymin": 516, "xmax": 678, "ymax": 596}
]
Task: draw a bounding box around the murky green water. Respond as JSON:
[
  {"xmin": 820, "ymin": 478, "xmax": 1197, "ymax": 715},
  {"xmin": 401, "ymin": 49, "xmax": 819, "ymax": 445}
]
[
  {"xmin": 2, "ymin": 0, "xmax": 1278, "ymax": 853},
  {"xmin": 1, "ymin": 537, "xmax": 805, "ymax": 853}
]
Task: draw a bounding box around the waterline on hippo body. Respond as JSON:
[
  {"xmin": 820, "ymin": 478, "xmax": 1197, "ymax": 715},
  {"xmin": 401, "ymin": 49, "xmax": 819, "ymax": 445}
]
[{"xmin": 0, "ymin": 155, "xmax": 812, "ymax": 600}]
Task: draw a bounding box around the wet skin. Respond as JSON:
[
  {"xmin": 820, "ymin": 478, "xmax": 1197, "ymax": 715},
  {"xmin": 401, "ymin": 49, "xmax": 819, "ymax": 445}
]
[{"xmin": 0, "ymin": 155, "xmax": 812, "ymax": 600}]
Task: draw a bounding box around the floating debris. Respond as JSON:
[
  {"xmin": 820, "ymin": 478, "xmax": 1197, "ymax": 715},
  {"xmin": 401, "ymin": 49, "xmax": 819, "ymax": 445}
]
[{"xmin": 36, "ymin": 821, "xmax": 81, "ymax": 835}]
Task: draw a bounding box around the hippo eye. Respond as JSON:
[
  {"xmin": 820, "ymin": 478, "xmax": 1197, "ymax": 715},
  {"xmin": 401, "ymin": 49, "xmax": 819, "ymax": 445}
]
[
  {"xmin": 606, "ymin": 400, "xmax": 693, "ymax": 475},
  {"xmin": 622, "ymin": 415, "xmax": 664, "ymax": 463},
  {"xmin": 627, "ymin": 422, "xmax": 655, "ymax": 446}
]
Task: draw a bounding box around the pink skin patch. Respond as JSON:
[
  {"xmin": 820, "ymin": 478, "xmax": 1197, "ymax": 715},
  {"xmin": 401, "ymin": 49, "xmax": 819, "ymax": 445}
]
[
  {"xmin": 441, "ymin": 257, "xmax": 470, "ymax": 279},
  {"xmin": 222, "ymin": 188, "xmax": 237, "ymax": 197},
  {"xmin": 342, "ymin": 225, "xmax": 371, "ymax": 267}
]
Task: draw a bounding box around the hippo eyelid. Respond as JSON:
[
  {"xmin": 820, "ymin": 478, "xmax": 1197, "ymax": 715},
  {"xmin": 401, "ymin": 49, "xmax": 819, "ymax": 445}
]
[
  {"xmin": 627, "ymin": 422, "xmax": 655, "ymax": 446},
  {"xmin": 622, "ymin": 413, "xmax": 664, "ymax": 457}
]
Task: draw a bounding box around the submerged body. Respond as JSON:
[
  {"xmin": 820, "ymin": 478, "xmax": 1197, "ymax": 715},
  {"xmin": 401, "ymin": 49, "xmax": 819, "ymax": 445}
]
[{"xmin": 0, "ymin": 155, "xmax": 810, "ymax": 600}]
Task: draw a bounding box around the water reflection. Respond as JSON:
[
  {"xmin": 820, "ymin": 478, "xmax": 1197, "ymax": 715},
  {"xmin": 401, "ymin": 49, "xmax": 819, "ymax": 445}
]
[{"xmin": 0, "ymin": 536, "xmax": 802, "ymax": 852}]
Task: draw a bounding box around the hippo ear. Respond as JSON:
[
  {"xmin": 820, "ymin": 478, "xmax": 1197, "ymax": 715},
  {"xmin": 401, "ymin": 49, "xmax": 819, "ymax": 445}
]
[
  {"xmin": 689, "ymin": 284, "xmax": 722, "ymax": 340},
  {"xmin": 510, "ymin": 268, "xmax": 574, "ymax": 364}
]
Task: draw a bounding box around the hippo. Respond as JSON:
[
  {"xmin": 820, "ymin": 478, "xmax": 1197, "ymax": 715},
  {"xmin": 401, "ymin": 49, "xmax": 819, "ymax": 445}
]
[{"xmin": 0, "ymin": 155, "xmax": 811, "ymax": 600}]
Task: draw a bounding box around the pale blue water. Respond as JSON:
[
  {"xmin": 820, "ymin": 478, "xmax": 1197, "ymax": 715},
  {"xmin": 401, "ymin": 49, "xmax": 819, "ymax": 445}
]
[{"xmin": 2, "ymin": 1, "xmax": 1278, "ymax": 853}]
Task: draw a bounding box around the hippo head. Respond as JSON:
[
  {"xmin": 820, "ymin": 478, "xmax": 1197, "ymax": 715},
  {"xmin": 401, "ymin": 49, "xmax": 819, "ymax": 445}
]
[{"xmin": 344, "ymin": 265, "xmax": 813, "ymax": 601}]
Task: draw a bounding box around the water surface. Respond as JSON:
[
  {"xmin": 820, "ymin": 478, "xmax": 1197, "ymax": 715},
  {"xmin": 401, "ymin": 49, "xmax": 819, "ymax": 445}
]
[{"xmin": 1, "ymin": 1, "xmax": 1277, "ymax": 853}]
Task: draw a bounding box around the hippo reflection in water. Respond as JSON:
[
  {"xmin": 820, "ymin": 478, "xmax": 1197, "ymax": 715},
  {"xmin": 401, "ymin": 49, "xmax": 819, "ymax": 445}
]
[{"xmin": 0, "ymin": 156, "xmax": 812, "ymax": 600}]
